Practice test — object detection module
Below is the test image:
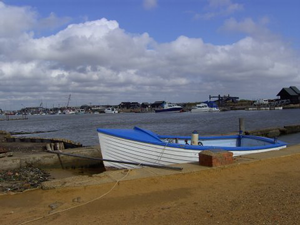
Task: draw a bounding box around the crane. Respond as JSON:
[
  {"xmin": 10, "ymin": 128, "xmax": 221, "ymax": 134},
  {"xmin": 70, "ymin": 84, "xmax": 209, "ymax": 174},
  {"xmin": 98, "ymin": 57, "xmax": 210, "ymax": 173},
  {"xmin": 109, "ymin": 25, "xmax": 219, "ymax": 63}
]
[{"xmin": 66, "ymin": 94, "xmax": 71, "ymax": 108}]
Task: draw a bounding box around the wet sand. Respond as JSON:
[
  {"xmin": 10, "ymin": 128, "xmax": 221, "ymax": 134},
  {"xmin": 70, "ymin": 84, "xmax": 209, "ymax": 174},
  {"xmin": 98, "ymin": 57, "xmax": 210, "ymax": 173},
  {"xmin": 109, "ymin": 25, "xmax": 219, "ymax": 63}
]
[{"xmin": 0, "ymin": 146, "xmax": 300, "ymax": 225}]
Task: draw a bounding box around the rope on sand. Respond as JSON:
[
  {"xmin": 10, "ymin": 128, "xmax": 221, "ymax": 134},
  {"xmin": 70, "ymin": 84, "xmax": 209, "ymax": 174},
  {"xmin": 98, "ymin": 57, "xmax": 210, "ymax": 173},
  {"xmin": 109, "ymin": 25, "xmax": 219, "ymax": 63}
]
[{"xmin": 18, "ymin": 169, "xmax": 131, "ymax": 225}]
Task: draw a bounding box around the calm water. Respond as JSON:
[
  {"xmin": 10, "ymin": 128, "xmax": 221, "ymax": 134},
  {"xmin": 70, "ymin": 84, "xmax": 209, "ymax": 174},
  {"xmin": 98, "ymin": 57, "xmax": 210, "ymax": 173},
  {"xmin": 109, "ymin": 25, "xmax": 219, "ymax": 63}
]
[{"xmin": 0, "ymin": 109, "xmax": 300, "ymax": 146}]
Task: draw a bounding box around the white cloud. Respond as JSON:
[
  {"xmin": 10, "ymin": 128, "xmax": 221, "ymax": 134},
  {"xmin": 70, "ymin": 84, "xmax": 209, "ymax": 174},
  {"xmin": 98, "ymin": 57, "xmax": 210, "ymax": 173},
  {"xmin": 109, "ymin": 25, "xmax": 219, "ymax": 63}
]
[
  {"xmin": 220, "ymin": 17, "xmax": 277, "ymax": 41},
  {"xmin": 194, "ymin": 0, "xmax": 243, "ymax": 20},
  {"xmin": 143, "ymin": 0, "xmax": 158, "ymax": 10},
  {"xmin": 0, "ymin": 4, "xmax": 299, "ymax": 109},
  {"xmin": 0, "ymin": 2, "xmax": 71, "ymax": 38},
  {"xmin": 37, "ymin": 12, "xmax": 71, "ymax": 31},
  {"xmin": 0, "ymin": 2, "xmax": 36, "ymax": 37}
]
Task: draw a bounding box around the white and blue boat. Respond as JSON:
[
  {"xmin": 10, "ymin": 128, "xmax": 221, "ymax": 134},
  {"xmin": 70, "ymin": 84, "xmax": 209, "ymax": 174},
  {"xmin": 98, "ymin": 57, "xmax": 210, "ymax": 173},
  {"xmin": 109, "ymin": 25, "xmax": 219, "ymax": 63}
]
[
  {"xmin": 155, "ymin": 102, "xmax": 183, "ymax": 113},
  {"xmin": 191, "ymin": 101, "xmax": 220, "ymax": 112},
  {"xmin": 97, "ymin": 127, "xmax": 287, "ymax": 169}
]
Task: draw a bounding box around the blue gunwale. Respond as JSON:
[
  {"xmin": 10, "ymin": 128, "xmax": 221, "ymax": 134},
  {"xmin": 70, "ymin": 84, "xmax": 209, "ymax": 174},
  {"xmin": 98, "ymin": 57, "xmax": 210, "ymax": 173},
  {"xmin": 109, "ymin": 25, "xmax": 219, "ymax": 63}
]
[{"xmin": 97, "ymin": 127, "xmax": 287, "ymax": 152}]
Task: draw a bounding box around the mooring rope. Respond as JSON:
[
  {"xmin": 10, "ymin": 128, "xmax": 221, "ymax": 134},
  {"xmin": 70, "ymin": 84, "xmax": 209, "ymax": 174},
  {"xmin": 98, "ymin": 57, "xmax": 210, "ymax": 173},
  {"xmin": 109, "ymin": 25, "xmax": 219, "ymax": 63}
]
[
  {"xmin": 18, "ymin": 169, "xmax": 131, "ymax": 225},
  {"xmin": 155, "ymin": 140, "xmax": 170, "ymax": 164}
]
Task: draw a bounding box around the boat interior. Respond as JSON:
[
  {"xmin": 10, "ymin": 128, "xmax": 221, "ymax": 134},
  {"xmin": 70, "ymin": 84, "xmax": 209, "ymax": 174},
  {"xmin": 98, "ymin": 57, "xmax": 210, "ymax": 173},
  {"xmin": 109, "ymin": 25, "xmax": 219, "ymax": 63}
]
[{"xmin": 159, "ymin": 135, "xmax": 277, "ymax": 148}]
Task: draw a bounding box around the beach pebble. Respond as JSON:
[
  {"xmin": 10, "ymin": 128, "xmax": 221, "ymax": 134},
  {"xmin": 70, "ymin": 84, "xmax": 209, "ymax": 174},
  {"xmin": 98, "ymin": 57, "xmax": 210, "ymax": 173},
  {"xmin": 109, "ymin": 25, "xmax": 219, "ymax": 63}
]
[{"xmin": 48, "ymin": 201, "xmax": 64, "ymax": 210}]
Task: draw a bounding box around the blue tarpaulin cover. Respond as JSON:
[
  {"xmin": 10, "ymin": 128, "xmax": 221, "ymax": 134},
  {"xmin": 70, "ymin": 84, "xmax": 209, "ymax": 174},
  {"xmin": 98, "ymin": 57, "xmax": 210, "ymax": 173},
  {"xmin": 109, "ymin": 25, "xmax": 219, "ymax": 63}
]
[{"xmin": 204, "ymin": 101, "xmax": 218, "ymax": 108}]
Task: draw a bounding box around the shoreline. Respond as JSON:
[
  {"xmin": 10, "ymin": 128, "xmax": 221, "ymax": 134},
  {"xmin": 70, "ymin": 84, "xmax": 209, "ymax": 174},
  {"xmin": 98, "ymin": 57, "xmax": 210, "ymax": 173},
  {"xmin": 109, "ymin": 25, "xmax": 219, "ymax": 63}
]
[{"xmin": 1, "ymin": 104, "xmax": 300, "ymax": 117}]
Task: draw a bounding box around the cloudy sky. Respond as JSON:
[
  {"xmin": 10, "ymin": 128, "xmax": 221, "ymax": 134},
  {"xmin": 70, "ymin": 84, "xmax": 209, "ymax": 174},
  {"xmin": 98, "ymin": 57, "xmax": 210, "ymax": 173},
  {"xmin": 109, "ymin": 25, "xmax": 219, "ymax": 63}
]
[{"xmin": 0, "ymin": 0, "xmax": 299, "ymax": 109}]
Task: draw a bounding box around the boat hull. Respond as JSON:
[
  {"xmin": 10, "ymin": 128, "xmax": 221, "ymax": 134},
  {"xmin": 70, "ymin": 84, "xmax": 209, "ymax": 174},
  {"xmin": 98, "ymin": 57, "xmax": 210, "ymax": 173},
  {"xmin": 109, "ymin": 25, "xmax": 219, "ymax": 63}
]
[
  {"xmin": 191, "ymin": 102, "xmax": 220, "ymax": 113},
  {"xmin": 104, "ymin": 108, "xmax": 118, "ymax": 113},
  {"xmin": 155, "ymin": 108, "xmax": 182, "ymax": 113},
  {"xmin": 98, "ymin": 132, "xmax": 202, "ymax": 169},
  {"xmin": 97, "ymin": 127, "xmax": 286, "ymax": 169},
  {"xmin": 191, "ymin": 108, "xmax": 219, "ymax": 113}
]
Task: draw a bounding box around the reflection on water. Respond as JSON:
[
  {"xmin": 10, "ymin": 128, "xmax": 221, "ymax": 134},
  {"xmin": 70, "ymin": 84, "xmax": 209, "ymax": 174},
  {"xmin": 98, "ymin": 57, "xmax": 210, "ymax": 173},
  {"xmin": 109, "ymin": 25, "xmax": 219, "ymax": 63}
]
[{"xmin": 1, "ymin": 109, "xmax": 300, "ymax": 146}]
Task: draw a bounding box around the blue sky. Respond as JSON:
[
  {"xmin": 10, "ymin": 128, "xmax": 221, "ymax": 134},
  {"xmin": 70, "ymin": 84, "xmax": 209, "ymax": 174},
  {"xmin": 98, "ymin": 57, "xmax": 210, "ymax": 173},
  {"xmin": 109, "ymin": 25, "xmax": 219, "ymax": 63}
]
[
  {"xmin": 6, "ymin": 0, "xmax": 300, "ymax": 46},
  {"xmin": 0, "ymin": 0, "xmax": 300, "ymax": 109}
]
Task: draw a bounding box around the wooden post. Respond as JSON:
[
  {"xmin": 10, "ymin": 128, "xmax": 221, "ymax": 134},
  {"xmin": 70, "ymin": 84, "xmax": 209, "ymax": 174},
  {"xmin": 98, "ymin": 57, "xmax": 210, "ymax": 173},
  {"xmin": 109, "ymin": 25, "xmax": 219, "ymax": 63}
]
[
  {"xmin": 55, "ymin": 143, "xmax": 60, "ymax": 150},
  {"xmin": 46, "ymin": 144, "xmax": 52, "ymax": 151},
  {"xmin": 46, "ymin": 143, "xmax": 65, "ymax": 169},
  {"xmin": 239, "ymin": 118, "xmax": 245, "ymax": 135},
  {"xmin": 59, "ymin": 142, "xmax": 65, "ymax": 150}
]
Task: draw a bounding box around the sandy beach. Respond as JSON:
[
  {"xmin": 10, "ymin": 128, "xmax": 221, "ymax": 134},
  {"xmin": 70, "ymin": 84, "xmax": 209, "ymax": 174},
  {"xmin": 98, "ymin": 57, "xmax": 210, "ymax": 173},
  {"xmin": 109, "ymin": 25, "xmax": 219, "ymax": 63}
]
[{"xmin": 0, "ymin": 145, "xmax": 300, "ymax": 225}]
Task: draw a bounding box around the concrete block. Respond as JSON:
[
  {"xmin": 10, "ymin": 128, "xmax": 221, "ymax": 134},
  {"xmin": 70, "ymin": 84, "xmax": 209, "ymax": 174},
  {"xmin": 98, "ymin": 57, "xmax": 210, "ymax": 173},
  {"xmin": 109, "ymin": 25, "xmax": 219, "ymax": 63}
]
[
  {"xmin": 0, "ymin": 157, "xmax": 21, "ymax": 170},
  {"xmin": 279, "ymin": 128, "xmax": 288, "ymax": 135},
  {"xmin": 35, "ymin": 139, "xmax": 42, "ymax": 143},
  {"xmin": 199, "ymin": 149, "xmax": 233, "ymax": 167},
  {"xmin": 18, "ymin": 148, "xmax": 103, "ymax": 169},
  {"xmin": 267, "ymin": 129, "xmax": 281, "ymax": 138},
  {"xmin": 284, "ymin": 125, "xmax": 300, "ymax": 134}
]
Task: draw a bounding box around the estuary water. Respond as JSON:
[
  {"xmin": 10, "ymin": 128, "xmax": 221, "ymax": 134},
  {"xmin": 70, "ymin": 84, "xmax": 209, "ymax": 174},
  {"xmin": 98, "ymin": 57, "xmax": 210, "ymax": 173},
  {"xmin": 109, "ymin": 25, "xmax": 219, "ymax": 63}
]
[{"xmin": 0, "ymin": 109, "xmax": 300, "ymax": 146}]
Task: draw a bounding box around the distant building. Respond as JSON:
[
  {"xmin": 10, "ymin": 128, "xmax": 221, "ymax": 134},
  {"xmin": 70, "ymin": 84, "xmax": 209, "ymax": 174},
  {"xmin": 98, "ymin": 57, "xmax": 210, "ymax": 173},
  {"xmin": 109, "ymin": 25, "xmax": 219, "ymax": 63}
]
[
  {"xmin": 140, "ymin": 102, "xmax": 151, "ymax": 112},
  {"xmin": 80, "ymin": 105, "xmax": 91, "ymax": 110},
  {"xmin": 151, "ymin": 101, "xmax": 166, "ymax": 109},
  {"xmin": 141, "ymin": 102, "xmax": 150, "ymax": 108},
  {"xmin": 277, "ymin": 86, "xmax": 300, "ymax": 104},
  {"xmin": 21, "ymin": 107, "xmax": 44, "ymax": 115},
  {"xmin": 119, "ymin": 102, "xmax": 140, "ymax": 109}
]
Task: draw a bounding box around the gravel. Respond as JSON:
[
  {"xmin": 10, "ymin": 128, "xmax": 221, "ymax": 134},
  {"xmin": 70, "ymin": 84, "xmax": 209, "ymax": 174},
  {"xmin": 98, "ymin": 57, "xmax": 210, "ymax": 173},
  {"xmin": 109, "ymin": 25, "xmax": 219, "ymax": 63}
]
[{"xmin": 0, "ymin": 167, "xmax": 51, "ymax": 193}]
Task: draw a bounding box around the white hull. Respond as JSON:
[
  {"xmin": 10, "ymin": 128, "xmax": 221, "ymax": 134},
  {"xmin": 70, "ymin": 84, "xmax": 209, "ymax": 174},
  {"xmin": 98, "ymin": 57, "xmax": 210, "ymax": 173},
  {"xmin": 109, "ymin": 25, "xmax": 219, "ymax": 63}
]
[
  {"xmin": 98, "ymin": 133, "xmax": 285, "ymax": 169},
  {"xmin": 191, "ymin": 108, "xmax": 210, "ymax": 112},
  {"xmin": 104, "ymin": 108, "xmax": 118, "ymax": 114},
  {"xmin": 191, "ymin": 108, "xmax": 220, "ymax": 113}
]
